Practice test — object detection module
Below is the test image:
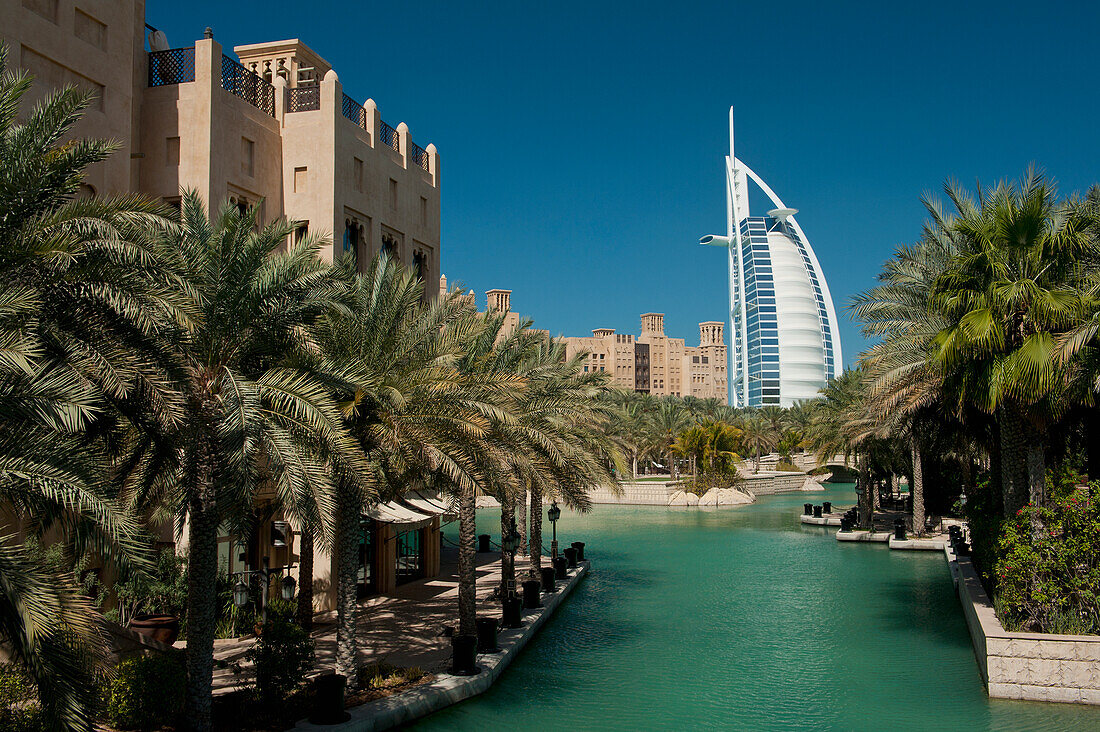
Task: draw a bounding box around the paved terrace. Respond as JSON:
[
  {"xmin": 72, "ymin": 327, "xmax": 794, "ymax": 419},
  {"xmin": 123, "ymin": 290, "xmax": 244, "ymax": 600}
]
[{"xmin": 210, "ymin": 545, "xmax": 535, "ymax": 693}]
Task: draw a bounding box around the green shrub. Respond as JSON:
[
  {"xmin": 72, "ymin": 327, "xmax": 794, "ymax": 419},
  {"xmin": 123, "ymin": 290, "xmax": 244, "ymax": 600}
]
[
  {"xmin": 0, "ymin": 663, "xmax": 43, "ymax": 731},
  {"xmin": 107, "ymin": 654, "xmax": 186, "ymax": 729},
  {"xmin": 245, "ymin": 616, "xmax": 313, "ymax": 707},
  {"xmin": 994, "ymin": 483, "xmax": 1100, "ymax": 634},
  {"xmin": 774, "ymin": 459, "xmax": 800, "ymax": 472}
]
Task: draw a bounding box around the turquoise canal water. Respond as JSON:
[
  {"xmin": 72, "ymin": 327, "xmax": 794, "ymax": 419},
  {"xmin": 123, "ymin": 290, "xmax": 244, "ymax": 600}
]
[{"xmin": 423, "ymin": 485, "xmax": 1100, "ymax": 731}]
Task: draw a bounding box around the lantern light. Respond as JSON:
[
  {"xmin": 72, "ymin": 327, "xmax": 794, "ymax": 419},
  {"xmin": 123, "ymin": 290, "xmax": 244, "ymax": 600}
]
[
  {"xmin": 280, "ymin": 574, "xmax": 297, "ymax": 601},
  {"xmin": 232, "ymin": 580, "xmax": 250, "ymax": 608}
]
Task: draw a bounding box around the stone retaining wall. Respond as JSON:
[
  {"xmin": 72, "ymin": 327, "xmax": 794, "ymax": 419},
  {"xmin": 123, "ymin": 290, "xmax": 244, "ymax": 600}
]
[
  {"xmin": 593, "ymin": 473, "xmax": 816, "ymax": 506},
  {"xmin": 742, "ymin": 472, "xmax": 813, "ymax": 495},
  {"xmin": 953, "ymin": 548, "xmax": 1100, "ymax": 704},
  {"xmin": 589, "ymin": 482, "xmax": 675, "ymax": 505}
]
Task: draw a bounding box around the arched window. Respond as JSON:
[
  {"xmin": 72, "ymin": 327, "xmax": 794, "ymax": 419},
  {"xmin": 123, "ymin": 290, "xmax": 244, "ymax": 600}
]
[
  {"xmin": 343, "ymin": 219, "xmax": 363, "ymax": 268},
  {"xmin": 381, "ymin": 232, "xmax": 399, "ymax": 262}
]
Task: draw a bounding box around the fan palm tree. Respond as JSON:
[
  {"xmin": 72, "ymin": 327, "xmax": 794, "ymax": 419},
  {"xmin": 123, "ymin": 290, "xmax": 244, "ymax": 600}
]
[
  {"xmin": 0, "ymin": 50, "xmax": 175, "ymax": 729},
  {"xmin": 929, "ymin": 170, "xmax": 1090, "ymax": 514},
  {"xmin": 122, "ymin": 193, "xmax": 366, "ymax": 728}
]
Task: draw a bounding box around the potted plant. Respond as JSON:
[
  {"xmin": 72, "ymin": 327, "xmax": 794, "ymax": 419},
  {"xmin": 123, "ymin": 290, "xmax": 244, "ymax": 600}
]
[{"xmin": 116, "ymin": 548, "xmax": 188, "ymax": 645}]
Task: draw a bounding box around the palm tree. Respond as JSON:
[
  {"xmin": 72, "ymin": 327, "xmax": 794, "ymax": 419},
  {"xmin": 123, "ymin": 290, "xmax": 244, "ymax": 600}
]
[
  {"xmin": 648, "ymin": 399, "xmax": 691, "ymax": 479},
  {"xmin": 0, "ymin": 51, "xmax": 172, "ymax": 729},
  {"xmin": 317, "ymin": 256, "xmax": 492, "ymax": 682},
  {"xmin": 515, "ymin": 338, "xmax": 624, "ymax": 580},
  {"xmin": 851, "ymin": 224, "xmax": 958, "ymax": 533},
  {"xmin": 739, "ymin": 411, "xmax": 777, "ymax": 473},
  {"xmin": 929, "ymin": 170, "xmax": 1090, "ymax": 514},
  {"xmin": 123, "ymin": 193, "xmax": 365, "ymax": 728}
]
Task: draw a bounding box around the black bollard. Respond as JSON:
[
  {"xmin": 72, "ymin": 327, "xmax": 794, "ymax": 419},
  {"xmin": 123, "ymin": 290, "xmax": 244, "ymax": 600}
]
[
  {"xmin": 521, "ymin": 579, "xmax": 542, "ymax": 609},
  {"xmin": 540, "ymin": 566, "xmax": 556, "ymax": 592},
  {"xmin": 450, "ymin": 633, "xmax": 479, "ymax": 675},
  {"xmin": 813, "ymin": 505, "xmax": 823, "ymax": 518},
  {"xmin": 957, "ymin": 541, "xmax": 971, "ymax": 556},
  {"xmin": 804, "ymin": 503, "xmax": 813, "ymax": 516},
  {"xmin": 894, "ymin": 518, "xmax": 906, "ymax": 541},
  {"xmin": 476, "ymin": 617, "xmax": 500, "ymax": 653},
  {"xmin": 823, "ymin": 501, "xmax": 832, "ymax": 515},
  {"xmin": 502, "ymin": 595, "xmax": 523, "ymax": 629},
  {"xmin": 554, "ymin": 556, "xmax": 567, "ymax": 580},
  {"xmin": 477, "ymin": 534, "xmax": 491, "ymax": 553},
  {"xmin": 309, "ymin": 673, "xmax": 350, "ymax": 725},
  {"xmin": 840, "ymin": 516, "xmax": 852, "ymax": 532},
  {"xmin": 571, "ymin": 541, "xmax": 586, "ymax": 561},
  {"xmin": 563, "ymin": 546, "xmax": 578, "ymax": 568}
]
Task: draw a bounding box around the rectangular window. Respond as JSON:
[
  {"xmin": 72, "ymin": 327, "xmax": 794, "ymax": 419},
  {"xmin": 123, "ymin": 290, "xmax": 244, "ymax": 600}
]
[
  {"xmin": 293, "ymin": 166, "xmax": 307, "ymax": 193},
  {"xmin": 22, "ymin": 0, "xmax": 57, "ymax": 23},
  {"xmin": 389, "ymin": 178, "xmax": 398, "ymax": 209},
  {"xmin": 166, "ymin": 136, "xmax": 180, "ymax": 165},
  {"xmin": 420, "ymin": 196, "xmax": 428, "ymax": 225},
  {"xmin": 354, "ymin": 157, "xmax": 363, "ymax": 193},
  {"xmin": 74, "ymin": 8, "xmax": 107, "ymax": 50},
  {"xmin": 241, "ymin": 138, "xmax": 254, "ymax": 177}
]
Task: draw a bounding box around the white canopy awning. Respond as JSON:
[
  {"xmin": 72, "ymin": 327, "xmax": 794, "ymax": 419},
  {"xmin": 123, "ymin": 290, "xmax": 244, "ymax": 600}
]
[
  {"xmin": 365, "ymin": 500, "xmax": 434, "ymax": 530},
  {"xmin": 404, "ymin": 490, "xmax": 458, "ymax": 524}
]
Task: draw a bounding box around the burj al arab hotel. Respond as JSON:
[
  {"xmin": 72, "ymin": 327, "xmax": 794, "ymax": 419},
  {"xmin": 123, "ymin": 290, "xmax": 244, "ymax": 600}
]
[{"xmin": 700, "ymin": 108, "xmax": 841, "ymax": 408}]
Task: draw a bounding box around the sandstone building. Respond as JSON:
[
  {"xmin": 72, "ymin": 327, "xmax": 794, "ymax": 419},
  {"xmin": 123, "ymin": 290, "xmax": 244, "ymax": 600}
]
[
  {"xmin": 7, "ymin": 0, "xmax": 445, "ymax": 609},
  {"xmin": 451, "ymin": 281, "xmax": 729, "ymax": 403}
]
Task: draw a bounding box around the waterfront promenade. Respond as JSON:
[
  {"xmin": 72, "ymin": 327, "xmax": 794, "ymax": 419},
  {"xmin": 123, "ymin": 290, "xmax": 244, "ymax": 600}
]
[{"xmin": 208, "ymin": 544, "xmax": 585, "ymax": 715}]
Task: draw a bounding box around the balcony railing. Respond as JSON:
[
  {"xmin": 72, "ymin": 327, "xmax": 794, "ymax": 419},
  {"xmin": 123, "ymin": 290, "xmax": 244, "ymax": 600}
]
[
  {"xmin": 341, "ymin": 93, "xmax": 367, "ymax": 129},
  {"xmin": 410, "ymin": 140, "xmax": 429, "ymax": 171},
  {"xmin": 288, "ymin": 85, "xmax": 320, "ymax": 112},
  {"xmin": 220, "ymin": 54, "xmax": 275, "ymax": 117},
  {"xmin": 379, "ymin": 120, "xmax": 399, "ymax": 152},
  {"xmin": 148, "ymin": 47, "xmax": 195, "ymax": 86}
]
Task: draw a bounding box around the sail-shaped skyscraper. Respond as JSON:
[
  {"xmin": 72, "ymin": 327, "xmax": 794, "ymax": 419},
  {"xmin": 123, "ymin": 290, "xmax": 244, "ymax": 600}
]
[{"xmin": 700, "ymin": 109, "xmax": 842, "ymax": 407}]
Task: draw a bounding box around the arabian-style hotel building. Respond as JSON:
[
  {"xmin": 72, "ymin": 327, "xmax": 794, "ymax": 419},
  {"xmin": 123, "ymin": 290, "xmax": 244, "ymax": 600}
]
[
  {"xmin": 7, "ymin": 0, "xmax": 447, "ymax": 609},
  {"xmin": 453, "ymin": 284, "xmax": 729, "ymax": 403}
]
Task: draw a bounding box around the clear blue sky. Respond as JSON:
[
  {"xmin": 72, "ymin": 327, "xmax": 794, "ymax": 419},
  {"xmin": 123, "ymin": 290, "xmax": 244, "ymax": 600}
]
[{"xmin": 151, "ymin": 1, "xmax": 1100, "ymax": 364}]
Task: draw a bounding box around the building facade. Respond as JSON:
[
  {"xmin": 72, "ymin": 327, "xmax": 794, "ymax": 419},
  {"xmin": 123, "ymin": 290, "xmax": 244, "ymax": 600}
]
[
  {"xmin": 562, "ymin": 314, "xmax": 728, "ymax": 401},
  {"xmin": 6, "ymin": 0, "xmax": 441, "ymax": 278},
  {"xmin": 7, "ymin": 0, "xmax": 445, "ymax": 610},
  {"xmin": 444, "ymin": 281, "xmax": 728, "ymax": 402},
  {"xmin": 700, "ymin": 108, "xmax": 841, "ymax": 407}
]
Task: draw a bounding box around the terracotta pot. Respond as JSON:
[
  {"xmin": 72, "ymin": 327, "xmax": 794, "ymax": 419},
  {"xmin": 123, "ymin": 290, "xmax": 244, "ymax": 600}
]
[{"xmin": 130, "ymin": 614, "xmax": 180, "ymax": 645}]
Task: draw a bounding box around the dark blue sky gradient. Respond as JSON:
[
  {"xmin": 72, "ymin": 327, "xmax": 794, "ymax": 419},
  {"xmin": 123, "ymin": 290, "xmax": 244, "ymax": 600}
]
[{"xmin": 150, "ymin": 1, "xmax": 1100, "ymax": 363}]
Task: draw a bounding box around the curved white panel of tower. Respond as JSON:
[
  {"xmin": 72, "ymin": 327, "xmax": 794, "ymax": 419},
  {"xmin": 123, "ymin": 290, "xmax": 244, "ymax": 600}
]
[{"xmin": 703, "ymin": 108, "xmax": 841, "ymax": 407}]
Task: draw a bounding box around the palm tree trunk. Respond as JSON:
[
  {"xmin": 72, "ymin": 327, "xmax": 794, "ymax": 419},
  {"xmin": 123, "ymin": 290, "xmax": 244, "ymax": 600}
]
[
  {"xmin": 528, "ymin": 487, "xmax": 543, "ymax": 579},
  {"xmin": 457, "ymin": 483, "xmax": 476, "ymax": 637},
  {"xmin": 911, "ymin": 440, "xmax": 925, "ymax": 535},
  {"xmin": 184, "ymin": 399, "xmax": 219, "ymax": 732},
  {"xmin": 1026, "ymin": 440, "xmax": 1046, "ymax": 509},
  {"xmin": 500, "ymin": 491, "xmax": 515, "ymax": 598},
  {"xmin": 335, "ymin": 491, "xmax": 360, "ymax": 690},
  {"xmin": 998, "ymin": 406, "xmax": 1028, "ymax": 515},
  {"xmin": 668, "ymin": 451, "xmax": 677, "ymax": 480},
  {"xmin": 296, "ymin": 527, "xmax": 314, "ymax": 631},
  {"xmin": 632, "ymin": 455, "xmax": 638, "ymax": 479},
  {"xmin": 517, "ymin": 489, "xmax": 528, "ymax": 556}
]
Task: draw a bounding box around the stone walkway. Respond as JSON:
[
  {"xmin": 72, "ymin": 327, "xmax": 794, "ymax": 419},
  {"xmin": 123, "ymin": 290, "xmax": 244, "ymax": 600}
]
[{"xmin": 211, "ymin": 546, "xmax": 539, "ymax": 693}]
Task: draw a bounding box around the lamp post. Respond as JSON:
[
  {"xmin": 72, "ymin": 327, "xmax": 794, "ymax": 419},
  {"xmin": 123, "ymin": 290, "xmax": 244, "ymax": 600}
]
[{"xmin": 547, "ymin": 501, "xmax": 561, "ymax": 559}]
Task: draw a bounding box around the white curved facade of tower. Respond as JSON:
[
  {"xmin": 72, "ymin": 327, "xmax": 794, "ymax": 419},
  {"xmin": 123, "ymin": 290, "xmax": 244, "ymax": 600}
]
[{"xmin": 702, "ymin": 108, "xmax": 841, "ymax": 407}]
